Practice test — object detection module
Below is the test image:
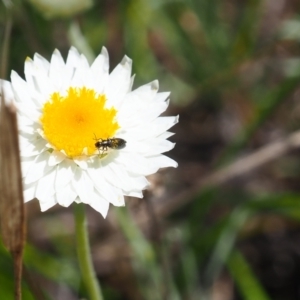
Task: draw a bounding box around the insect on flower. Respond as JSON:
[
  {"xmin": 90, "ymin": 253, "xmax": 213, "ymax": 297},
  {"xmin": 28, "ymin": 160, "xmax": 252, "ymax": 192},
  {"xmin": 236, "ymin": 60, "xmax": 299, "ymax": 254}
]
[{"xmin": 94, "ymin": 137, "xmax": 126, "ymax": 154}]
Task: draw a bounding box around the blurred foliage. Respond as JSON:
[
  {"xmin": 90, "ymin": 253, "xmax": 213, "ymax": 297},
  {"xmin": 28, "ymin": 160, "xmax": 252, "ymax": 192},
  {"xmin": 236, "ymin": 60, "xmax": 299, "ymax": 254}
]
[{"xmin": 2, "ymin": 0, "xmax": 300, "ymax": 299}]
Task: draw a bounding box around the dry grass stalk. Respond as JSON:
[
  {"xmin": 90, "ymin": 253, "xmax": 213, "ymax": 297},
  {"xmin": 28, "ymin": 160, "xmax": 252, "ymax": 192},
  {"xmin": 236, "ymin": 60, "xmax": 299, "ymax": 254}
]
[{"xmin": 0, "ymin": 87, "xmax": 26, "ymax": 300}]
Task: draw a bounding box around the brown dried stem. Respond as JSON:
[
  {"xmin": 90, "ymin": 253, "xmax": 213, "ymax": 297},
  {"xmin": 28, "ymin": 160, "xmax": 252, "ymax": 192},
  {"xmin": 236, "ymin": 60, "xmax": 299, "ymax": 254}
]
[{"xmin": 0, "ymin": 90, "xmax": 26, "ymax": 300}]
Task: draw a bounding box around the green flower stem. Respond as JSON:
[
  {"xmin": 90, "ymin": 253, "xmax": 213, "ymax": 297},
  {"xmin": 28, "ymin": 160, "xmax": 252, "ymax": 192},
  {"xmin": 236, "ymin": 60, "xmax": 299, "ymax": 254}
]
[{"xmin": 73, "ymin": 203, "xmax": 103, "ymax": 300}]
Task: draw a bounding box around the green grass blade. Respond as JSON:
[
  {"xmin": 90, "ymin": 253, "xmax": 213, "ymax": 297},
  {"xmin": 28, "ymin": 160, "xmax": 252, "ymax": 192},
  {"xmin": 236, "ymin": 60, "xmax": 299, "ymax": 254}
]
[{"xmin": 227, "ymin": 250, "xmax": 271, "ymax": 300}]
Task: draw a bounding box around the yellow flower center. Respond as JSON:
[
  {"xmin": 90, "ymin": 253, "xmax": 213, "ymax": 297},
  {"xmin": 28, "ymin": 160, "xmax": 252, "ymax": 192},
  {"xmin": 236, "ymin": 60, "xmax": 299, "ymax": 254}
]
[{"xmin": 40, "ymin": 87, "xmax": 119, "ymax": 158}]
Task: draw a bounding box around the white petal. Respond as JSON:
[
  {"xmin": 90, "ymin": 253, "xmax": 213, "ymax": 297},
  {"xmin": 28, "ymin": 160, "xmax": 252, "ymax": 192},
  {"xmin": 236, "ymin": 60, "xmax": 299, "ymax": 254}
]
[
  {"xmin": 18, "ymin": 115, "xmax": 37, "ymax": 129},
  {"xmin": 114, "ymin": 152, "xmax": 156, "ymax": 175},
  {"xmin": 55, "ymin": 159, "xmax": 76, "ymax": 191},
  {"xmin": 40, "ymin": 198, "xmax": 57, "ymax": 211},
  {"xmin": 123, "ymin": 190, "xmax": 144, "ymax": 198},
  {"xmin": 20, "ymin": 137, "xmax": 47, "ymax": 157},
  {"xmin": 154, "ymin": 92, "xmax": 170, "ymax": 102},
  {"xmin": 21, "ymin": 156, "xmax": 36, "ymax": 178},
  {"xmin": 14, "ymin": 102, "xmax": 41, "ymax": 123},
  {"xmin": 123, "ymin": 115, "xmax": 179, "ymax": 140},
  {"xmin": 33, "ymin": 53, "xmax": 50, "ymax": 75},
  {"xmin": 158, "ymin": 131, "xmax": 175, "ymax": 139},
  {"xmin": 35, "ymin": 168, "xmax": 56, "ymax": 199},
  {"xmin": 89, "ymin": 189, "xmax": 110, "ymax": 217},
  {"xmin": 23, "ymin": 182, "xmax": 36, "ymax": 202},
  {"xmin": 70, "ymin": 54, "xmax": 92, "ymax": 88},
  {"xmin": 49, "ymin": 49, "xmax": 66, "ymax": 90},
  {"xmin": 25, "ymin": 151, "xmax": 53, "ymax": 184},
  {"xmin": 109, "ymin": 160, "xmax": 148, "ymax": 191},
  {"xmin": 70, "ymin": 66, "xmax": 85, "ymax": 88},
  {"xmin": 128, "ymin": 175, "xmax": 149, "ymax": 191},
  {"xmin": 72, "ymin": 169, "xmax": 94, "ymax": 204},
  {"xmin": 141, "ymin": 139, "xmax": 176, "ymax": 156},
  {"xmin": 48, "ymin": 150, "xmax": 66, "ymax": 166},
  {"xmin": 91, "ymin": 47, "xmax": 109, "ymax": 94},
  {"xmin": 127, "ymin": 80, "xmax": 158, "ymax": 102},
  {"xmin": 118, "ymin": 80, "xmax": 158, "ymax": 113},
  {"xmin": 153, "ymin": 115, "xmax": 179, "ymax": 133},
  {"xmin": 118, "ymin": 100, "xmax": 169, "ymax": 128},
  {"xmin": 66, "ymin": 46, "xmax": 80, "ymax": 69},
  {"xmin": 147, "ymin": 155, "xmax": 178, "ymax": 169},
  {"xmin": 105, "ymin": 55, "xmax": 132, "ymax": 107},
  {"xmin": 25, "ymin": 57, "xmax": 55, "ymax": 99},
  {"xmin": 56, "ymin": 184, "xmax": 77, "ymax": 207},
  {"xmin": 79, "ymin": 54, "xmax": 94, "ymax": 87},
  {"xmin": 24, "ymin": 58, "xmax": 39, "ymax": 94},
  {"xmin": 64, "ymin": 47, "xmax": 81, "ymax": 90},
  {"xmin": 0, "ymin": 79, "xmax": 15, "ymax": 103},
  {"xmin": 87, "ymin": 162, "xmax": 125, "ymax": 206},
  {"xmin": 129, "ymin": 74, "xmax": 135, "ymax": 92},
  {"xmin": 19, "ymin": 131, "xmax": 40, "ymax": 146},
  {"xmin": 108, "ymin": 190, "xmax": 125, "ymax": 207},
  {"xmin": 50, "ymin": 49, "xmax": 65, "ymax": 69},
  {"xmin": 16, "ymin": 71, "xmax": 45, "ymax": 107},
  {"xmin": 101, "ymin": 160, "xmax": 133, "ymax": 191},
  {"xmin": 73, "ymin": 157, "xmax": 88, "ymax": 169}
]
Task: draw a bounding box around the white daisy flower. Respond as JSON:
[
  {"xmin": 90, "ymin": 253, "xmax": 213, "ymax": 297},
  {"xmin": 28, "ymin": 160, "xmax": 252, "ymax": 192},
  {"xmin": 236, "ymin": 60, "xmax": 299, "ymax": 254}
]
[{"xmin": 1, "ymin": 47, "xmax": 178, "ymax": 217}]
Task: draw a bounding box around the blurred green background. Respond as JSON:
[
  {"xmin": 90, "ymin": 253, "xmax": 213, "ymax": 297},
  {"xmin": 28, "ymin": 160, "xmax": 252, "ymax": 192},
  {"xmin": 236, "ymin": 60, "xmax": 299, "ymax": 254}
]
[{"xmin": 2, "ymin": 0, "xmax": 300, "ymax": 299}]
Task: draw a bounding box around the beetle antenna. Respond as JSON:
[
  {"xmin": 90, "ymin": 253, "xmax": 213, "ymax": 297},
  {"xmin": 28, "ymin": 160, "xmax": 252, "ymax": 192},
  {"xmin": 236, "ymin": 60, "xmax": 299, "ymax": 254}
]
[{"xmin": 93, "ymin": 133, "xmax": 98, "ymax": 141}]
